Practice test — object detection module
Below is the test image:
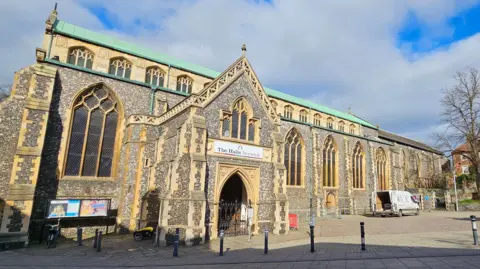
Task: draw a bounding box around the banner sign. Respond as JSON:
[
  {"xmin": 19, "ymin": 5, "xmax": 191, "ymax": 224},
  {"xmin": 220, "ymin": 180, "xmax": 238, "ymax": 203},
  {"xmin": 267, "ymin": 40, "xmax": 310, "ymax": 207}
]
[
  {"xmin": 214, "ymin": 140, "xmax": 263, "ymax": 159},
  {"xmin": 80, "ymin": 199, "xmax": 108, "ymax": 217},
  {"xmin": 47, "ymin": 200, "xmax": 80, "ymax": 218},
  {"xmin": 47, "ymin": 199, "xmax": 109, "ymax": 218}
]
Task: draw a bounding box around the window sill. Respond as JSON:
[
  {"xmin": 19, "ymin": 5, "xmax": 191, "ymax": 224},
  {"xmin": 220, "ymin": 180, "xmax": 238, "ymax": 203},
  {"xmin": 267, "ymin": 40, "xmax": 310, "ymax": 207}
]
[
  {"xmin": 323, "ymin": 187, "xmax": 339, "ymax": 190},
  {"xmin": 286, "ymin": 185, "xmax": 305, "ymax": 189},
  {"xmin": 60, "ymin": 176, "xmax": 114, "ymax": 181},
  {"xmin": 352, "ymin": 188, "xmax": 366, "ymax": 191}
]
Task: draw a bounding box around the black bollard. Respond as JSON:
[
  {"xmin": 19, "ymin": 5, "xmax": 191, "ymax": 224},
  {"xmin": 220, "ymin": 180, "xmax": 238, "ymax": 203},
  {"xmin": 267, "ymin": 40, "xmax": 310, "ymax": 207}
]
[
  {"xmin": 96, "ymin": 231, "xmax": 102, "ymax": 252},
  {"xmin": 219, "ymin": 229, "xmax": 224, "ymax": 256},
  {"xmin": 360, "ymin": 222, "xmax": 366, "ymax": 251},
  {"xmin": 173, "ymin": 228, "xmax": 179, "ymax": 257},
  {"xmin": 471, "ymin": 215, "xmax": 478, "ymax": 246},
  {"xmin": 93, "ymin": 229, "xmax": 99, "ymax": 248},
  {"xmin": 264, "ymin": 228, "xmax": 268, "ymax": 255},
  {"xmin": 77, "ymin": 226, "xmax": 83, "ymax": 246},
  {"xmin": 309, "ymin": 223, "xmax": 315, "ymax": 253}
]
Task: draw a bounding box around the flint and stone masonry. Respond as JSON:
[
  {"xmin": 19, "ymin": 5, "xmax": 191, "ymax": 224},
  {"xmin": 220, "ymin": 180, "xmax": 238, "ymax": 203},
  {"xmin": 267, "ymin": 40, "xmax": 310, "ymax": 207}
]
[{"xmin": 0, "ymin": 8, "xmax": 445, "ymax": 247}]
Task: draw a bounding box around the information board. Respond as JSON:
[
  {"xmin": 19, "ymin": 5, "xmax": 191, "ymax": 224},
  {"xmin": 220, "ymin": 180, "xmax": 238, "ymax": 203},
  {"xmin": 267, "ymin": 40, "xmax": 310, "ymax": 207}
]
[
  {"xmin": 47, "ymin": 200, "xmax": 80, "ymax": 218},
  {"xmin": 80, "ymin": 199, "xmax": 108, "ymax": 217}
]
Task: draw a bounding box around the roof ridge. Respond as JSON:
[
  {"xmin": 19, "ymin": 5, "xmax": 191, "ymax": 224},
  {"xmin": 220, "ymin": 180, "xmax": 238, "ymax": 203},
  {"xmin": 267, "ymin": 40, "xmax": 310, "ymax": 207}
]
[{"xmin": 53, "ymin": 20, "xmax": 377, "ymax": 129}]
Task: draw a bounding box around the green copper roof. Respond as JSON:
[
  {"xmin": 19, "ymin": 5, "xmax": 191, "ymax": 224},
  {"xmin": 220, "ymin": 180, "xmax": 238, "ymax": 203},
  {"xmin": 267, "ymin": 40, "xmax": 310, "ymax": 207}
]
[{"xmin": 53, "ymin": 20, "xmax": 377, "ymax": 129}]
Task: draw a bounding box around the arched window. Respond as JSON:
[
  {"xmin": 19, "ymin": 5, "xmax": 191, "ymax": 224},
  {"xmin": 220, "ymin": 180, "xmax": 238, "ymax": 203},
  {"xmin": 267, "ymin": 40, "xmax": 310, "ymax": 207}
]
[
  {"xmin": 284, "ymin": 105, "xmax": 293, "ymax": 119},
  {"xmin": 352, "ymin": 142, "xmax": 364, "ymax": 189},
  {"xmin": 284, "ymin": 129, "xmax": 304, "ymax": 186},
  {"xmin": 376, "ymin": 148, "xmax": 388, "ymax": 190},
  {"xmin": 349, "ymin": 124, "xmax": 355, "ymax": 134},
  {"xmin": 109, "ymin": 57, "xmax": 132, "ymax": 79},
  {"xmin": 64, "ymin": 84, "xmax": 121, "ymax": 178},
  {"xmin": 314, "ymin": 114, "xmax": 321, "ymax": 126},
  {"xmin": 338, "ymin": 121, "xmax": 345, "ymax": 132},
  {"xmin": 145, "ymin": 67, "xmax": 165, "ymax": 87},
  {"xmin": 299, "ymin": 109, "xmax": 308, "ymax": 123},
  {"xmin": 270, "ymin": 100, "xmax": 278, "ymax": 114},
  {"xmin": 221, "ymin": 98, "xmax": 257, "ymax": 142},
  {"xmin": 176, "ymin": 76, "xmax": 193, "ymax": 94},
  {"xmin": 327, "ymin": 117, "xmax": 334, "ymax": 129},
  {"xmin": 68, "ymin": 47, "xmax": 94, "ymax": 69},
  {"xmin": 323, "ymin": 136, "xmax": 337, "ymax": 187}
]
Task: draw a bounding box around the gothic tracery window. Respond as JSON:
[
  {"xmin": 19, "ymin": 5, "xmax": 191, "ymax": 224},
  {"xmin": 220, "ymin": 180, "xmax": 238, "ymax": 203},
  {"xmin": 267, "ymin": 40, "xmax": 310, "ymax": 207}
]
[
  {"xmin": 376, "ymin": 148, "xmax": 388, "ymax": 190},
  {"xmin": 145, "ymin": 67, "xmax": 165, "ymax": 87},
  {"xmin": 338, "ymin": 121, "xmax": 345, "ymax": 132},
  {"xmin": 68, "ymin": 47, "xmax": 94, "ymax": 69},
  {"xmin": 299, "ymin": 109, "xmax": 308, "ymax": 123},
  {"xmin": 284, "ymin": 105, "xmax": 293, "ymax": 119},
  {"xmin": 352, "ymin": 142, "xmax": 364, "ymax": 189},
  {"xmin": 221, "ymin": 98, "xmax": 257, "ymax": 142},
  {"xmin": 323, "ymin": 136, "xmax": 337, "ymax": 187},
  {"xmin": 109, "ymin": 57, "xmax": 132, "ymax": 79},
  {"xmin": 64, "ymin": 85, "xmax": 120, "ymax": 178},
  {"xmin": 284, "ymin": 129, "xmax": 304, "ymax": 186},
  {"xmin": 314, "ymin": 113, "xmax": 321, "ymax": 126},
  {"xmin": 327, "ymin": 117, "xmax": 334, "ymax": 129},
  {"xmin": 349, "ymin": 124, "xmax": 355, "ymax": 134},
  {"xmin": 176, "ymin": 76, "xmax": 193, "ymax": 94}
]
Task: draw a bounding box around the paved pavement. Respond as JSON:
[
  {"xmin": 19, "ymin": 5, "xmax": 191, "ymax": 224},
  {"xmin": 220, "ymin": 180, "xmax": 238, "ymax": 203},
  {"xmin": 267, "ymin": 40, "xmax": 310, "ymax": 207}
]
[{"xmin": 1, "ymin": 211, "xmax": 480, "ymax": 268}]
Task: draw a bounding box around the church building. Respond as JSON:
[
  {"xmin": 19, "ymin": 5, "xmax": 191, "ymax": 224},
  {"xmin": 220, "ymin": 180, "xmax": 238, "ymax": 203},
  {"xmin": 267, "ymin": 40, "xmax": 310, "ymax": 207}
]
[{"xmin": 0, "ymin": 8, "xmax": 444, "ymax": 247}]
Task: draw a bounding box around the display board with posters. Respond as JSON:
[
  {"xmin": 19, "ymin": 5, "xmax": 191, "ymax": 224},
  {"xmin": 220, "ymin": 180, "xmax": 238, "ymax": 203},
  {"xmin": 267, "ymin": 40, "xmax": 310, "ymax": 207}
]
[
  {"xmin": 80, "ymin": 199, "xmax": 108, "ymax": 217},
  {"xmin": 47, "ymin": 200, "xmax": 81, "ymax": 218},
  {"xmin": 46, "ymin": 199, "xmax": 110, "ymax": 219}
]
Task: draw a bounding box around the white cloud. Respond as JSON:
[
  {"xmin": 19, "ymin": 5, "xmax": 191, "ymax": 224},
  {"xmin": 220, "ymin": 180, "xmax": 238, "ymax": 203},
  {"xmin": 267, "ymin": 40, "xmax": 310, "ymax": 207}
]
[{"xmin": 1, "ymin": 0, "xmax": 480, "ymax": 145}]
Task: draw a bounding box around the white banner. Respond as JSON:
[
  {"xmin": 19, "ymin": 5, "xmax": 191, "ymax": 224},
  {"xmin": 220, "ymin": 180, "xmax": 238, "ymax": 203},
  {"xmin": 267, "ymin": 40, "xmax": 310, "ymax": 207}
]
[{"xmin": 214, "ymin": 140, "xmax": 263, "ymax": 159}]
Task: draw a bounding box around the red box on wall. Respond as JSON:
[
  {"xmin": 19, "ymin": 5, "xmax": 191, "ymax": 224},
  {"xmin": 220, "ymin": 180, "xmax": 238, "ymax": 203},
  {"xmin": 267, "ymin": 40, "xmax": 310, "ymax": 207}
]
[{"xmin": 289, "ymin": 214, "xmax": 298, "ymax": 230}]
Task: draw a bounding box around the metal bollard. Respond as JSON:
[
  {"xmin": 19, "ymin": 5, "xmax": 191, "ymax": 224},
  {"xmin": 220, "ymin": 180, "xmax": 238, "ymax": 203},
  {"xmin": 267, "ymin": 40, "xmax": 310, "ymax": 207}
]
[
  {"xmin": 93, "ymin": 229, "xmax": 99, "ymax": 248},
  {"xmin": 173, "ymin": 228, "xmax": 179, "ymax": 257},
  {"xmin": 96, "ymin": 231, "xmax": 102, "ymax": 252},
  {"xmin": 309, "ymin": 223, "xmax": 315, "ymax": 253},
  {"xmin": 471, "ymin": 215, "xmax": 478, "ymax": 246},
  {"xmin": 360, "ymin": 222, "xmax": 366, "ymax": 251},
  {"xmin": 264, "ymin": 228, "xmax": 268, "ymax": 254},
  {"xmin": 77, "ymin": 226, "xmax": 83, "ymax": 246},
  {"xmin": 219, "ymin": 229, "xmax": 224, "ymax": 256}
]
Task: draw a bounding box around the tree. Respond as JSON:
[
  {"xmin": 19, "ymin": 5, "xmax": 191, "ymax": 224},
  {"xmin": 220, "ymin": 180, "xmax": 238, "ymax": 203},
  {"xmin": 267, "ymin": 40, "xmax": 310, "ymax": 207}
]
[
  {"xmin": 433, "ymin": 67, "xmax": 480, "ymax": 189},
  {"xmin": 0, "ymin": 84, "xmax": 11, "ymax": 102}
]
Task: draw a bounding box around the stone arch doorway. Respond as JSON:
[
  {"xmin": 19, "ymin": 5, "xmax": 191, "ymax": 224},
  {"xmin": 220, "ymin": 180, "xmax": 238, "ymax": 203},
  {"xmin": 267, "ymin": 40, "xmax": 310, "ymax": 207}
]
[
  {"xmin": 217, "ymin": 173, "xmax": 250, "ymax": 236},
  {"xmin": 326, "ymin": 192, "xmax": 336, "ymax": 211}
]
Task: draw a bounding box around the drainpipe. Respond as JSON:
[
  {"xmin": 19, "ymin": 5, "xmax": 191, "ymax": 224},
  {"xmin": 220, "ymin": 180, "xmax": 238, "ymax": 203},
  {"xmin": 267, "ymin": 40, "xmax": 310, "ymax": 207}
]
[
  {"xmin": 149, "ymin": 86, "xmax": 157, "ymax": 114},
  {"xmin": 47, "ymin": 29, "xmax": 55, "ymax": 60},
  {"xmin": 166, "ymin": 64, "xmax": 171, "ymax": 89}
]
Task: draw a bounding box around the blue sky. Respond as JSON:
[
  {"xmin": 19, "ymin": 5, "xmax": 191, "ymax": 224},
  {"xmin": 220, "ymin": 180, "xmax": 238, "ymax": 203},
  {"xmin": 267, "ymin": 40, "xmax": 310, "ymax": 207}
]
[{"xmin": 2, "ymin": 0, "xmax": 480, "ymax": 146}]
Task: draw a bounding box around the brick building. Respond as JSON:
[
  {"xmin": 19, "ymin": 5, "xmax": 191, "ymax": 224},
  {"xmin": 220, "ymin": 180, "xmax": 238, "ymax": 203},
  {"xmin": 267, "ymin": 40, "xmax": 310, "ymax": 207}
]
[
  {"xmin": 0, "ymin": 8, "xmax": 444, "ymax": 246},
  {"xmin": 452, "ymin": 143, "xmax": 472, "ymax": 176}
]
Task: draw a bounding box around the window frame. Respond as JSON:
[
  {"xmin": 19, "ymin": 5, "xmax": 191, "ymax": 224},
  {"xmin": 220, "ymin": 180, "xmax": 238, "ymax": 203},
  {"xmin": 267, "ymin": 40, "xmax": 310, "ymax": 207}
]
[
  {"xmin": 376, "ymin": 147, "xmax": 388, "ymax": 190},
  {"xmin": 60, "ymin": 83, "xmax": 123, "ymax": 180},
  {"xmin": 352, "ymin": 142, "xmax": 365, "ymax": 189},
  {"xmin": 338, "ymin": 121, "xmax": 345, "ymax": 132},
  {"xmin": 67, "ymin": 47, "xmax": 94, "ymax": 69},
  {"xmin": 284, "ymin": 128, "xmax": 305, "ymax": 187},
  {"xmin": 299, "ymin": 109, "xmax": 308, "ymax": 123},
  {"xmin": 220, "ymin": 98, "xmax": 259, "ymax": 144},
  {"xmin": 284, "ymin": 105, "xmax": 293, "ymax": 119},
  {"xmin": 327, "ymin": 117, "xmax": 334, "ymax": 129},
  {"xmin": 313, "ymin": 113, "xmax": 321, "ymax": 126},
  {"xmin": 176, "ymin": 75, "xmax": 193, "ymax": 94},
  {"xmin": 145, "ymin": 66, "xmax": 166, "ymax": 87},
  {"xmin": 108, "ymin": 57, "xmax": 132, "ymax": 79},
  {"xmin": 323, "ymin": 135, "xmax": 338, "ymax": 188}
]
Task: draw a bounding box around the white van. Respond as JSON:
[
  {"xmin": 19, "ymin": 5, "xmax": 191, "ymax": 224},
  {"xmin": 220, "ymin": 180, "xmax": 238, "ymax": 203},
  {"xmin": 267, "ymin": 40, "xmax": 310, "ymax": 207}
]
[{"xmin": 372, "ymin": 190, "xmax": 420, "ymax": 217}]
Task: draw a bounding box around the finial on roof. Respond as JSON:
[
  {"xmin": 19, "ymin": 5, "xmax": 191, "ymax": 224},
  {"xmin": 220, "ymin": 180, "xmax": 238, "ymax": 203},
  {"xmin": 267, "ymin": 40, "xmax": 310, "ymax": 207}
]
[
  {"xmin": 241, "ymin": 44, "xmax": 247, "ymax": 56},
  {"xmin": 45, "ymin": 2, "xmax": 58, "ymax": 33},
  {"xmin": 348, "ymin": 106, "xmax": 351, "ymax": 114}
]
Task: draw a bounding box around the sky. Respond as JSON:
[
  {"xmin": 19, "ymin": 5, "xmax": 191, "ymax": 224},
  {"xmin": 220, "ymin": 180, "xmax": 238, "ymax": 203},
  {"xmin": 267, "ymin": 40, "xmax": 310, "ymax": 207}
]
[{"xmin": 1, "ymin": 0, "xmax": 480, "ymax": 146}]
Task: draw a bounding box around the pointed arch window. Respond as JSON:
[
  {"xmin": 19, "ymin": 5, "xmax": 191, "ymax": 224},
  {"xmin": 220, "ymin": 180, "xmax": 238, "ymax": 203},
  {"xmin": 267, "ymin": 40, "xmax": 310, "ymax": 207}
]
[
  {"xmin": 177, "ymin": 76, "xmax": 193, "ymax": 94},
  {"xmin": 64, "ymin": 85, "xmax": 121, "ymax": 178},
  {"xmin": 376, "ymin": 148, "xmax": 388, "ymax": 190},
  {"xmin": 349, "ymin": 124, "xmax": 356, "ymax": 134},
  {"xmin": 284, "ymin": 105, "xmax": 293, "ymax": 119},
  {"xmin": 109, "ymin": 58, "xmax": 131, "ymax": 79},
  {"xmin": 68, "ymin": 47, "xmax": 94, "ymax": 69},
  {"xmin": 299, "ymin": 109, "xmax": 308, "ymax": 123},
  {"xmin": 284, "ymin": 129, "xmax": 304, "ymax": 186},
  {"xmin": 314, "ymin": 114, "xmax": 321, "ymax": 126},
  {"xmin": 327, "ymin": 117, "xmax": 334, "ymax": 129},
  {"xmin": 338, "ymin": 121, "xmax": 345, "ymax": 132},
  {"xmin": 145, "ymin": 67, "xmax": 165, "ymax": 87},
  {"xmin": 323, "ymin": 136, "xmax": 337, "ymax": 187},
  {"xmin": 352, "ymin": 142, "xmax": 365, "ymax": 189},
  {"xmin": 221, "ymin": 98, "xmax": 257, "ymax": 142}
]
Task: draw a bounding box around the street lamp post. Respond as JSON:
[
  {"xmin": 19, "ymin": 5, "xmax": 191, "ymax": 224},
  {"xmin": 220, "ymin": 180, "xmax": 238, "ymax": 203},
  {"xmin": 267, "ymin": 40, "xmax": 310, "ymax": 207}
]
[{"xmin": 452, "ymin": 155, "xmax": 459, "ymax": 211}]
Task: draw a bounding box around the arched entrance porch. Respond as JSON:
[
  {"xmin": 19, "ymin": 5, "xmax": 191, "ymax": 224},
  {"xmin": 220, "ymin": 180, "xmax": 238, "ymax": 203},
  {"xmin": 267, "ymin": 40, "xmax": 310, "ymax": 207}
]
[{"xmin": 217, "ymin": 173, "xmax": 250, "ymax": 236}]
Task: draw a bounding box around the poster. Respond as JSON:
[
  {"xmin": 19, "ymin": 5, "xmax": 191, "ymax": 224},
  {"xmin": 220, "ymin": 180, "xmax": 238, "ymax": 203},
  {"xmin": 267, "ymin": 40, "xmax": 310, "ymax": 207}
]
[
  {"xmin": 80, "ymin": 200, "xmax": 108, "ymax": 217},
  {"xmin": 47, "ymin": 200, "xmax": 80, "ymax": 218}
]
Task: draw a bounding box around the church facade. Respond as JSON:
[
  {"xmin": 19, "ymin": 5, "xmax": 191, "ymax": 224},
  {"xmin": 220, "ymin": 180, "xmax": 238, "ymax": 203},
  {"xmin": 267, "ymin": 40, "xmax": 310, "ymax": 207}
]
[{"xmin": 0, "ymin": 9, "xmax": 444, "ymax": 246}]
